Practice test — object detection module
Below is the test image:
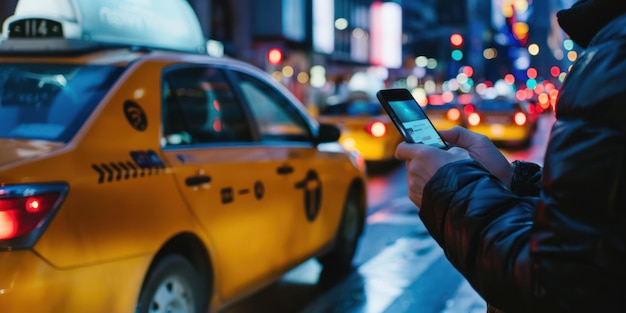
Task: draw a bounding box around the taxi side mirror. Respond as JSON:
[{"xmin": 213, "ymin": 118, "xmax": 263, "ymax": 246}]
[{"xmin": 316, "ymin": 123, "xmax": 341, "ymax": 144}]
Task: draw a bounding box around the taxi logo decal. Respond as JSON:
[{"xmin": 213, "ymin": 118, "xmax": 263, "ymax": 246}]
[
  {"xmin": 130, "ymin": 150, "xmax": 165, "ymax": 170},
  {"xmin": 92, "ymin": 150, "xmax": 165, "ymax": 184},
  {"xmin": 295, "ymin": 170, "xmax": 322, "ymax": 222},
  {"xmin": 123, "ymin": 100, "xmax": 148, "ymax": 131}
]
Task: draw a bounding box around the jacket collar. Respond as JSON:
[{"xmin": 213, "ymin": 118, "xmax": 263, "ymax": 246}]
[{"xmin": 588, "ymin": 13, "xmax": 626, "ymax": 47}]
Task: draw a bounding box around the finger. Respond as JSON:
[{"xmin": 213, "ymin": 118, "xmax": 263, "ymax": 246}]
[
  {"xmin": 395, "ymin": 142, "xmax": 436, "ymax": 160},
  {"xmin": 440, "ymin": 126, "xmax": 485, "ymax": 148},
  {"xmin": 394, "ymin": 142, "xmax": 416, "ymax": 160}
]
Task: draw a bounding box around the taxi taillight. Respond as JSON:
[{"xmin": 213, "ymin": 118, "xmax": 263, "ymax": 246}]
[
  {"xmin": 446, "ymin": 108, "xmax": 461, "ymax": 121},
  {"xmin": 514, "ymin": 112, "xmax": 527, "ymax": 126},
  {"xmin": 468, "ymin": 112, "xmax": 481, "ymax": 126},
  {"xmin": 365, "ymin": 121, "xmax": 387, "ymax": 138},
  {"xmin": 0, "ymin": 184, "xmax": 67, "ymax": 247}
]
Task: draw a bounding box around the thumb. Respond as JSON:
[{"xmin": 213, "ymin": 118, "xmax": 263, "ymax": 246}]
[
  {"xmin": 394, "ymin": 142, "xmax": 416, "ymax": 160},
  {"xmin": 438, "ymin": 126, "xmax": 463, "ymax": 144},
  {"xmin": 439, "ymin": 126, "xmax": 482, "ymax": 148}
]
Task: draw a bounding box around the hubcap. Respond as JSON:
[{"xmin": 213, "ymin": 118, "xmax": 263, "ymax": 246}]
[{"xmin": 149, "ymin": 275, "xmax": 194, "ymax": 313}]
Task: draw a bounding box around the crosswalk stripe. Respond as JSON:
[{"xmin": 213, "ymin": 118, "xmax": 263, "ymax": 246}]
[
  {"xmin": 440, "ymin": 280, "xmax": 487, "ymax": 313},
  {"xmin": 382, "ymin": 254, "xmax": 465, "ymax": 313},
  {"xmin": 355, "ymin": 237, "xmax": 444, "ymax": 313},
  {"xmin": 302, "ymin": 235, "xmax": 444, "ymax": 313},
  {"xmin": 301, "ymin": 203, "xmax": 486, "ymax": 313}
]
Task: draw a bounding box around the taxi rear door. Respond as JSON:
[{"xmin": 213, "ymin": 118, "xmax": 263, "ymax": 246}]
[
  {"xmin": 159, "ymin": 65, "xmax": 297, "ymax": 299},
  {"xmin": 231, "ymin": 70, "xmax": 349, "ymax": 264}
]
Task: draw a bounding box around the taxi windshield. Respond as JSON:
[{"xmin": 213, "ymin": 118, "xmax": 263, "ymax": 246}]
[{"xmin": 0, "ymin": 63, "xmax": 124, "ymax": 142}]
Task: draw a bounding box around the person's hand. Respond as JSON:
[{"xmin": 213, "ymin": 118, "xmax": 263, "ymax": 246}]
[
  {"xmin": 395, "ymin": 142, "xmax": 470, "ymax": 208},
  {"xmin": 438, "ymin": 126, "xmax": 514, "ymax": 187},
  {"xmin": 395, "ymin": 127, "xmax": 515, "ymax": 207}
]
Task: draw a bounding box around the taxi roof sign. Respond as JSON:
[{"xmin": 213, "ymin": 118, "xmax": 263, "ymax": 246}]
[{"xmin": 1, "ymin": 0, "xmax": 207, "ymax": 54}]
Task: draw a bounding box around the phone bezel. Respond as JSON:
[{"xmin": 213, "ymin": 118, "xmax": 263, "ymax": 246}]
[{"xmin": 376, "ymin": 88, "xmax": 449, "ymax": 149}]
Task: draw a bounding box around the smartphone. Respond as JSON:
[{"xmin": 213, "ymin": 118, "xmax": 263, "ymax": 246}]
[{"xmin": 376, "ymin": 88, "xmax": 449, "ymax": 149}]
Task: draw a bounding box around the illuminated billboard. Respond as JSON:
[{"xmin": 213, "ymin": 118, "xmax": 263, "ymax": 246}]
[
  {"xmin": 313, "ymin": 0, "xmax": 334, "ymax": 54},
  {"xmin": 370, "ymin": 1, "xmax": 402, "ymax": 68}
]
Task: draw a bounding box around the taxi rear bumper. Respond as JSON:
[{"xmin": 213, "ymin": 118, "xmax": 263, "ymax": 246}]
[
  {"xmin": 0, "ymin": 250, "xmax": 149, "ymax": 312},
  {"xmin": 430, "ymin": 118, "xmax": 464, "ymax": 131},
  {"xmin": 468, "ymin": 124, "xmax": 531, "ymax": 141}
]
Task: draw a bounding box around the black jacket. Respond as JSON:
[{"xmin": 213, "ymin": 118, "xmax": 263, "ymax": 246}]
[{"xmin": 420, "ymin": 14, "xmax": 626, "ymax": 313}]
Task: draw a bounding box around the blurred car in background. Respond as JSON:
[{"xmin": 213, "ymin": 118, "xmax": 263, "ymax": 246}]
[
  {"xmin": 519, "ymin": 99, "xmax": 541, "ymax": 132},
  {"xmin": 317, "ymin": 91, "xmax": 403, "ymax": 164},
  {"xmin": 466, "ymin": 98, "xmax": 536, "ymax": 148},
  {"xmin": 0, "ymin": 1, "xmax": 368, "ymax": 312},
  {"xmin": 423, "ymin": 94, "xmax": 468, "ymax": 130}
]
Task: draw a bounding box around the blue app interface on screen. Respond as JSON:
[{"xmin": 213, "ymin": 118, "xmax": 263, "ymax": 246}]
[{"xmin": 389, "ymin": 100, "xmax": 446, "ymax": 148}]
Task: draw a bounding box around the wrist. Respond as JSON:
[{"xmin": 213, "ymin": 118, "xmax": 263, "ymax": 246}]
[{"xmin": 510, "ymin": 160, "xmax": 542, "ymax": 196}]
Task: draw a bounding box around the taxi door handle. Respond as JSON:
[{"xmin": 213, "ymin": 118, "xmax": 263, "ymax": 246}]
[
  {"xmin": 277, "ymin": 165, "xmax": 293, "ymax": 175},
  {"xmin": 185, "ymin": 175, "xmax": 211, "ymax": 186}
]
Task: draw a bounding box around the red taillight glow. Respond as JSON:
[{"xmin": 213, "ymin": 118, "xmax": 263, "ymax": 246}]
[
  {"xmin": 468, "ymin": 112, "xmax": 481, "ymax": 126},
  {"xmin": 26, "ymin": 197, "xmax": 42, "ymax": 213},
  {"xmin": 0, "ymin": 192, "xmax": 60, "ymax": 240},
  {"xmin": 446, "ymin": 108, "xmax": 461, "ymax": 121},
  {"xmin": 514, "ymin": 112, "xmax": 527, "ymax": 126},
  {"xmin": 464, "ymin": 104, "xmax": 475, "ymax": 115},
  {"xmin": 0, "ymin": 211, "xmax": 18, "ymax": 240},
  {"xmin": 366, "ymin": 121, "xmax": 387, "ymax": 138}
]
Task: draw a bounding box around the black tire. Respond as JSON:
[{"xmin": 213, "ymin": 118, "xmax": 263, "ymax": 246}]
[
  {"xmin": 317, "ymin": 189, "xmax": 363, "ymax": 279},
  {"xmin": 136, "ymin": 255, "xmax": 208, "ymax": 313}
]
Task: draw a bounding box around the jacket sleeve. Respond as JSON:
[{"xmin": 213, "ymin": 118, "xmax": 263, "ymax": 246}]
[{"xmin": 420, "ymin": 159, "xmax": 537, "ymax": 312}]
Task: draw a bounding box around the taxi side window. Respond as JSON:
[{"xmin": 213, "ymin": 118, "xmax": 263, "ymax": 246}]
[
  {"xmin": 161, "ymin": 66, "xmax": 252, "ymax": 147},
  {"xmin": 235, "ymin": 72, "xmax": 311, "ymax": 142}
]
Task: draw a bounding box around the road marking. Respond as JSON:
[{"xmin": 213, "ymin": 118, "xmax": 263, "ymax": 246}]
[
  {"xmin": 367, "ymin": 196, "xmax": 420, "ymax": 225},
  {"xmin": 441, "ymin": 280, "xmax": 487, "ymax": 313},
  {"xmin": 301, "ymin": 235, "xmax": 444, "ymax": 313},
  {"xmin": 299, "ymin": 201, "xmax": 488, "ymax": 313},
  {"xmin": 356, "ymin": 237, "xmax": 443, "ymax": 313},
  {"xmin": 367, "ymin": 213, "xmax": 422, "ymax": 225}
]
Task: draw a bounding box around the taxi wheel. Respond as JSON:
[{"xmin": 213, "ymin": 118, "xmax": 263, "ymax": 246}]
[
  {"xmin": 317, "ymin": 189, "xmax": 362, "ymax": 279},
  {"xmin": 136, "ymin": 255, "xmax": 207, "ymax": 313}
]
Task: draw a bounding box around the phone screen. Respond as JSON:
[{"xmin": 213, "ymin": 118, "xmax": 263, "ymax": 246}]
[{"xmin": 388, "ymin": 99, "xmax": 448, "ymax": 149}]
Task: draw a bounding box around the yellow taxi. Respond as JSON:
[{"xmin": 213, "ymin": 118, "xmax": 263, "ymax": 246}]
[
  {"xmin": 316, "ymin": 91, "xmax": 404, "ymax": 164},
  {"xmin": 466, "ymin": 97, "xmax": 536, "ymax": 147},
  {"xmin": 0, "ymin": 1, "xmax": 368, "ymax": 312}
]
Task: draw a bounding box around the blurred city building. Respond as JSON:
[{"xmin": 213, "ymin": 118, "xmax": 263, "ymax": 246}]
[{"xmin": 0, "ymin": 0, "xmax": 576, "ymax": 111}]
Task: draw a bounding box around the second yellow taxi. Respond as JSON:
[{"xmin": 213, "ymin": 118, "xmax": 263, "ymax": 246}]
[
  {"xmin": 466, "ymin": 97, "xmax": 537, "ymax": 147},
  {"xmin": 316, "ymin": 91, "xmax": 404, "ymax": 164}
]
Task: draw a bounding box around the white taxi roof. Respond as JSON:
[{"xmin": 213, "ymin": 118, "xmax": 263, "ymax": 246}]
[{"xmin": 0, "ymin": 0, "xmax": 207, "ymax": 54}]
